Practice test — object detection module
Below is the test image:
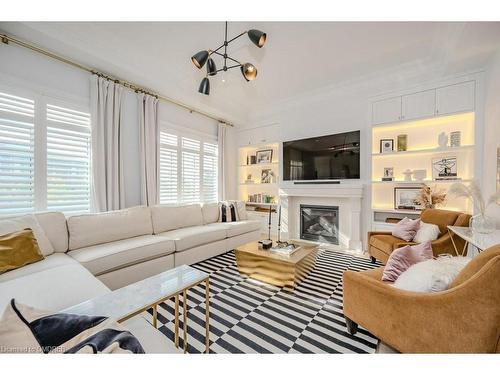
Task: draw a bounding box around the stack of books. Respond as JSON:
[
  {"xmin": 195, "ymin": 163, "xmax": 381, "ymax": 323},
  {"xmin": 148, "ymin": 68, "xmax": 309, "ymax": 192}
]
[{"xmin": 270, "ymin": 244, "xmax": 300, "ymax": 256}]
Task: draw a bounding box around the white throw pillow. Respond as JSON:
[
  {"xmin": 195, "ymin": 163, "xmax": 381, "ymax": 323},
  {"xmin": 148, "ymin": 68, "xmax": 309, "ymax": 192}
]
[
  {"xmin": 413, "ymin": 222, "xmax": 441, "ymax": 243},
  {"xmin": 0, "ymin": 215, "xmax": 54, "ymax": 256},
  {"xmin": 393, "ymin": 256, "xmax": 470, "ymax": 293}
]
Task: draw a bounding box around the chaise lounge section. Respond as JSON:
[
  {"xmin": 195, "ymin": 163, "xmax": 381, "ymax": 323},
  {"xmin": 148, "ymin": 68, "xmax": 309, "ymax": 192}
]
[{"xmin": 0, "ymin": 201, "xmax": 260, "ymax": 352}]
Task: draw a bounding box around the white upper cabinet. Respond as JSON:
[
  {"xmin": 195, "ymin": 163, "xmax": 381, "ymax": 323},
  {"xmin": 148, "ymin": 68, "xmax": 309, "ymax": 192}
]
[
  {"xmin": 436, "ymin": 81, "xmax": 475, "ymax": 116},
  {"xmin": 372, "ymin": 96, "xmax": 402, "ymax": 125},
  {"xmin": 372, "ymin": 80, "xmax": 476, "ymax": 125},
  {"xmin": 237, "ymin": 124, "xmax": 280, "ymax": 146},
  {"xmin": 401, "ymin": 89, "xmax": 436, "ymax": 121}
]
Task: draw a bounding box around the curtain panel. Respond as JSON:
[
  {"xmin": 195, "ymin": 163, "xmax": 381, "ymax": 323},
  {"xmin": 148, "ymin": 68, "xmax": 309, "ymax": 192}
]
[
  {"xmin": 138, "ymin": 93, "xmax": 159, "ymax": 206},
  {"xmin": 90, "ymin": 75, "xmax": 124, "ymax": 212},
  {"xmin": 218, "ymin": 122, "xmax": 227, "ymax": 201}
]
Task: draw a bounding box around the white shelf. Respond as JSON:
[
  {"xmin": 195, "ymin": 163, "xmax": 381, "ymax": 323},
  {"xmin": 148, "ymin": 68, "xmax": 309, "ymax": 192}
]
[
  {"xmin": 239, "ymin": 182, "xmax": 278, "ymax": 186},
  {"xmin": 372, "ymin": 208, "xmax": 422, "ymax": 214},
  {"xmin": 245, "ymin": 202, "xmax": 277, "ymax": 206},
  {"xmin": 239, "ymin": 162, "xmax": 278, "ymax": 167},
  {"xmin": 372, "ymin": 145, "xmax": 474, "ymax": 157},
  {"xmin": 371, "ymin": 179, "xmax": 471, "ymax": 184}
]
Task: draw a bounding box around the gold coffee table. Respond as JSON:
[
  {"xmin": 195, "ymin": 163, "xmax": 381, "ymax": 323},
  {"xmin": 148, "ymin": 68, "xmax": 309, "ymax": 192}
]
[{"xmin": 235, "ymin": 241, "xmax": 319, "ymax": 289}]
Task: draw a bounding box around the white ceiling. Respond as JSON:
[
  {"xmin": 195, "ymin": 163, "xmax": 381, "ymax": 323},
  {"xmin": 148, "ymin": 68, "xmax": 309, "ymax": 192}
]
[{"xmin": 1, "ymin": 21, "xmax": 500, "ymax": 124}]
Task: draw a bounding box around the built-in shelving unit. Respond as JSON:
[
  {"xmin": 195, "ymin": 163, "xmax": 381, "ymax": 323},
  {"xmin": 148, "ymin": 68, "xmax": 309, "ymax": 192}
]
[
  {"xmin": 370, "ymin": 111, "xmax": 475, "ymax": 231},
  {"xmin": 238, "ymin": 143, "xmax": 279, "ymax": 237}
]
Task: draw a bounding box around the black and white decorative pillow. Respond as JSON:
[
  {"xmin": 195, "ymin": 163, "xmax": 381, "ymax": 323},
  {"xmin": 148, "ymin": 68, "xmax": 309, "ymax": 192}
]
[
  {"xmin": 0, "ymin": 299, "xmax": 144, "ymax": 354},
  {"xmin": 218, "ymin": 201, "xmax": 239, "ymax": 222}
]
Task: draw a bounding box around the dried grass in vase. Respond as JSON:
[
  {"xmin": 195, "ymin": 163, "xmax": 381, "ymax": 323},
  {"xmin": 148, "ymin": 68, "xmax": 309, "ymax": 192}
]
[{"xmin": 415, "ymin": 184, "xmax": 447, "ymax": 209}]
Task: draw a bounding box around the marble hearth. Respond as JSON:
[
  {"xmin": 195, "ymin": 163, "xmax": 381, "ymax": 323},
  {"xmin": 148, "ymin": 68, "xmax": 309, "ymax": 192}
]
[{"xmin": 279, "ymin": 184, "xmax": 363, "ymax": 250}]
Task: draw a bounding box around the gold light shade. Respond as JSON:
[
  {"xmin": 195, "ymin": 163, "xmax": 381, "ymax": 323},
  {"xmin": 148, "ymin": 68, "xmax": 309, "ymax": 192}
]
[{"xmin": 241, "ymin": 63, "xmax": 258, "ymax": 81}]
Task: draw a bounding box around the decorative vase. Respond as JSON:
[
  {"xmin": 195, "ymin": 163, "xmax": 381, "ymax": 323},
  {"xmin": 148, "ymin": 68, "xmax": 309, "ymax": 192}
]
[{"xmin": 469, "ymin": 214, "xmax": 496, "ymax": 234}]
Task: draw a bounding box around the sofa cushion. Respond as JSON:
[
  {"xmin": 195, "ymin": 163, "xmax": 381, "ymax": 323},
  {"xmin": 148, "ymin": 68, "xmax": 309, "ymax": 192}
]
[
  {"xmin": 202, "ymin": 203, "xmax": 219, "ymax": 224},
  {"xmin": 370, "ymin": 234, "xmax": 407, "ymax": 255},
  {"xmin": 0, "ymin": 229, "xmax": 44, "ymax": 275},
  {"xmin": 68, "ymin": 235, "xmax": 175, "ymax": 276},
  {"xmin": 0, "ymin": 215, "xmax": 54, "ymax": 256},
  {"xmin": 209, "ymin": 220, "xmax": 261, "ymax": 237},
  {"xmin": 0, "ymin": 263, "xmax": 109, "ymax": 312},
  {"xmin": 68, "ymin": 206, "xmax": 153, "ymax": 250},
  {"xmin": 158, "ymin": 225, "xmax": 227, "ymax": 252},
  {"xmin": 35, "ymin": 212, "xmax": 68, "ymax": 253},
  {"xmin": 0, "ymin": 253, "xmax": 77, "ymax": 283},
  {"xmin": 151, "ymin": 204, "xmax": 203, "ymax": 234}
]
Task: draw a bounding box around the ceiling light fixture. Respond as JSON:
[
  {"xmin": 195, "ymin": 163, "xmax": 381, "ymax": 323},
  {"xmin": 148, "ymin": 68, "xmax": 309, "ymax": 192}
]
[{"xmin": 191, "ymin": 22, "xmax": 266, "ymax": 95}]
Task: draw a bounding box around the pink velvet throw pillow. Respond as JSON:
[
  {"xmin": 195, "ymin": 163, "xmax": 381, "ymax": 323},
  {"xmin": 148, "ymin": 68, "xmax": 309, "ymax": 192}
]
[
  {"xmin": 392, "ymin": 217, "xmax": 421, "ymax": 241},
  {"xmin": 382, "ymin": 241, "xmax": 433, "ymax": 282}
]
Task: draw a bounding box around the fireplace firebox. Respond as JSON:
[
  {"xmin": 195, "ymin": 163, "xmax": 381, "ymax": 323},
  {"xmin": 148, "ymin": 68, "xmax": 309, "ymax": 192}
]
[{"xmin": 300, "ymin": 204, "xmax": 339, "ymax": 244}]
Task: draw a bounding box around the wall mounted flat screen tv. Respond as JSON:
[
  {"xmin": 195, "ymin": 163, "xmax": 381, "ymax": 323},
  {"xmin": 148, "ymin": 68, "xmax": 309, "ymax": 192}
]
[{"xmin": 283, "ymin": 130, "xmax": 360, "ymax": 181}]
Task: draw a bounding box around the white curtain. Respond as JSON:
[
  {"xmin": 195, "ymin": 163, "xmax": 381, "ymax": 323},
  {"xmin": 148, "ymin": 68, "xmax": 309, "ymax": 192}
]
[
  {"xmin": 90, "ymin": 75, "xmax": 124, "ymax": 212},
  {"xmin": 138, "ymin": 93, "xmax": 159, "ymax": 206},
  {"xmin": 218, "ymin": 122, "xmax": 227, "ymax": 201}
]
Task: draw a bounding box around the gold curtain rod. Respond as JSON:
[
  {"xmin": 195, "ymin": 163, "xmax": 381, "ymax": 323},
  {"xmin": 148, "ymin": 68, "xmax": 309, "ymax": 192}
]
[{"xmin": 0, "ymin": 33, "xmax": 234, "ymax": 127}]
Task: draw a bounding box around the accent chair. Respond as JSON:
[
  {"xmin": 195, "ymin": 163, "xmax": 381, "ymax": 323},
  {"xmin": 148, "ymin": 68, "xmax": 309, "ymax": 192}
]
[{"xmin": 368, "ymin": 208, "xmax": 471, "ymax": 264}]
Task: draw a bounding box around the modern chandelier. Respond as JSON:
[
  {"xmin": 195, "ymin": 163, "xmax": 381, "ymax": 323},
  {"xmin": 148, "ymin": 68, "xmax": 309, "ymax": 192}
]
[{"xmin": 191, "ymin": 22, "xmax": 267, "ymax": 95}]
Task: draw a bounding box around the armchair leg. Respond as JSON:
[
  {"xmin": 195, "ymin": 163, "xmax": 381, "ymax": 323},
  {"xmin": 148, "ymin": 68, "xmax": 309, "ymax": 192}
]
[
  {"xmin": 345, "ymin": 317, "xmax": 358, "ymax": 335},
  {"xmin": 370, "ymin": 256, "xmax": 376, "ymax": 264}
]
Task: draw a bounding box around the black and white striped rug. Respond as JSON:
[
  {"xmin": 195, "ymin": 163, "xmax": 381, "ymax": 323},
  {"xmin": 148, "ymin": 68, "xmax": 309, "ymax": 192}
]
[{"xmin": 147, "ymin": 248, "xmax": 382, "ymax": 353}]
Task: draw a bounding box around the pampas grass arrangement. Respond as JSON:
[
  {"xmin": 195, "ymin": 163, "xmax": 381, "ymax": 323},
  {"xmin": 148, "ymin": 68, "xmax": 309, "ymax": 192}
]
[
  {"xmin": 448, "ymin": 180, "xmax": 500, "ymax": 216},
  {"xmin": 415, "ymin": 184, "xmax": 447, "ymax": 209}
]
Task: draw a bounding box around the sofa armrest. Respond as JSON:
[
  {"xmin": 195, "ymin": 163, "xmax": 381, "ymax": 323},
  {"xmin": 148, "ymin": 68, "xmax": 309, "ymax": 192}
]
[
  {"xmin": 430, "ymin": 233, "xmax": 456, "ymax": 256},
  {"xmin": 367, "ymin": 231, "xmax": 391, "ymax": 243},
  {"xmin": 342, "ymin": 259, "xmax": 500, "ymax": 353}
]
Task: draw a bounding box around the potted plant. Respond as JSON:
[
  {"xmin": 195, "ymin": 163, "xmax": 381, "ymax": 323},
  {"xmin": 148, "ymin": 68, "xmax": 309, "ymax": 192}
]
[{"xmin": 414, "ymin": 184, "xmax": 446, "ymax": 209}]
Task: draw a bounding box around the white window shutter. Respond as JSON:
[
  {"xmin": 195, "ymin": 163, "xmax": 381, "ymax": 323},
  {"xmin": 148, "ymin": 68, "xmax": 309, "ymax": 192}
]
[
  {"xmin": 202, "ymin": 142, "xmax": 218, "ymax": 203},
  {"xmin": 46, "ymin": 104, "xmax": 91, "ymax": 213},
  {"xmin": 0, "ymin": 92, "xmax": 35, "ymax": 214},
  {"xmin": 181, "ymin": 137, "xmax": 200, "ymax": 204},
  {"xmin": 159, "ymin": 132, "xmax": 178, "ymax": 204}
]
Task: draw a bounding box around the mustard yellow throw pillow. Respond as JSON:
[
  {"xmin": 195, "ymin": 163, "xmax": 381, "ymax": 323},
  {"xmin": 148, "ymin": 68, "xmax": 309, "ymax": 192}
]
[{"xmin": 0, "ymin": 228, "xmax": 44, "ymax": 274}]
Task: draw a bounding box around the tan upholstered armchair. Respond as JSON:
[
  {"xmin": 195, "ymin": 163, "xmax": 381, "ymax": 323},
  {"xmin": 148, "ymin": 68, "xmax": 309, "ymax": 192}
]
[
  {"xmin": 368, "ymin": 208, "xmax": 471, "ymax": 264},
  {"xmin": 343, "ymin": 244, "xmax": 500, "ymax": 353}
]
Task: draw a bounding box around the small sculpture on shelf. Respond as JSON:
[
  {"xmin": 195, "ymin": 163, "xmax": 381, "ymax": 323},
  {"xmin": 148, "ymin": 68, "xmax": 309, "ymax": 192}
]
[{"xmin": 438, "ymin": 132, "xmax": 448, "ymax": 149}]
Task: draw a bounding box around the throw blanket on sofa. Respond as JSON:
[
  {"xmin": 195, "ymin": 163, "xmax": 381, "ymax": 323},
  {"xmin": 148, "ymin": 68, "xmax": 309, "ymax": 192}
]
[{"xmin": 0, "ymin": 299, "xmax": 144, "ymax": 354}]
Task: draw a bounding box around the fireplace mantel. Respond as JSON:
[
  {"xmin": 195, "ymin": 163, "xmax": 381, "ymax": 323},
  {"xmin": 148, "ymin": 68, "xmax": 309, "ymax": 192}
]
[
  {"xmin": 278, "ymin": 183, "xmax": 364, "ymax": 251},
  {"xmin": 279, "ymin": 183, "xmax": 363, "ymax": 198}
]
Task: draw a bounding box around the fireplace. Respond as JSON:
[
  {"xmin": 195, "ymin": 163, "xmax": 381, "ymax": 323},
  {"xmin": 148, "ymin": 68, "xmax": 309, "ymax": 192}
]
[{"xmin": 300, "ymin": 204, "xmax": 339, "ymax": 244}]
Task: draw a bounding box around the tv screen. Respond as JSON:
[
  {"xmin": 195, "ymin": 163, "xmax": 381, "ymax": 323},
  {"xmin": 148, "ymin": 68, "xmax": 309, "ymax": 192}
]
[{"xmin": 283, "ymin": 131, "xmax": 360, "ymax": 181}]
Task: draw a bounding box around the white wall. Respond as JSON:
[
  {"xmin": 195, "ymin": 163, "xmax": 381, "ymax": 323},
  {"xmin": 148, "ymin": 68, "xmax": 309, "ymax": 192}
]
[
  {"xmin": 0, "ymin": 42, "xmax": 219, "ymax": 208},
  {"xmin": 484, "ymin": 51, "xmax": 500, "ymax": 227}
]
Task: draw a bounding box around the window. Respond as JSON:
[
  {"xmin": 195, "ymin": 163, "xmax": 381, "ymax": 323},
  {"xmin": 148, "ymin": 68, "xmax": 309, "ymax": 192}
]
[
  {"xmin": 46, "ymin": 104, "xmax": 91, "ymax": 213},
  {"xmin": 159, "ymin": 127, "xmax": 218, "ymax": 204},
  {"xmin": 0, "ymin": 92, "xmax": 35, "ymax": 214},
  {"xmin": 0, "ymin": 88, "xmax": 91, "ymax": 215}
]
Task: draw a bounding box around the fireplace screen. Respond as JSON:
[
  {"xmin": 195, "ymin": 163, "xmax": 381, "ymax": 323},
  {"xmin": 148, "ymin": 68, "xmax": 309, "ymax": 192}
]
[{"xmin": 300, "ymin": 205, "xmax": 339, "ymax": 244}]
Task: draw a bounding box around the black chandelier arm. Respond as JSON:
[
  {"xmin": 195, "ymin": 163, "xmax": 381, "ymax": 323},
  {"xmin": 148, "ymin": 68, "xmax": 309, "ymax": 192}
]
[
  {"xmin": 226, "ymin": 30, "xmax": 247, "ymax": 45},
  {"xmin": 226, "ymin": 55, "xmax": 242, "ymax": 65},
  {"xmin": 215, "ymin": 64, "xmax": 242, "ymax": 73}
]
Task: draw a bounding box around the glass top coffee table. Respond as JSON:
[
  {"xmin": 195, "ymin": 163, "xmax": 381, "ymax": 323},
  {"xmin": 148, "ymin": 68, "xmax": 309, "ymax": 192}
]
[
  {"xmin": 235, "ymin": 240, "xmax": 319, "ymax": 289},
  {"xmin": 62, "ymin": 264, "xmax": 210, "ymax": 353}
]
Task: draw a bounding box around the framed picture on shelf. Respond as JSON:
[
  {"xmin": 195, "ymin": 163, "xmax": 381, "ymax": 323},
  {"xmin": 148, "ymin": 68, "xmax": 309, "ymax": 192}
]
[
  {"xmin": 432, "ymin": 156, "xmax": 457, "ymax": 180},
  {"xmin": 394, "ymin": 187, "xmax": 423, "ymax": 210},
  {"xmin": 380, "ymin": 139, "xmax": 394, "ymax": 153},
  {"xmin": 497, "ymin": 147, "xmax": 500, "ymax": 204},
  {"xmin": 261, "ymin": 168, "xmax": 273, "ymax": 184},
  {"xmin": 382, "ymin": 167, "xmax": 394, "ymax": 181},
  {"xmin": 256, "ymin": 149, "xmax": 273, "ymax": 164}
]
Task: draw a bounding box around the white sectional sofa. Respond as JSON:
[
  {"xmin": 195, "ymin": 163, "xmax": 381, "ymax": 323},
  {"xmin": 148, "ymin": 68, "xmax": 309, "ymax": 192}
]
[{"xmin": 0, "ymin": 202, "xmax": 260, "ymax": 353}]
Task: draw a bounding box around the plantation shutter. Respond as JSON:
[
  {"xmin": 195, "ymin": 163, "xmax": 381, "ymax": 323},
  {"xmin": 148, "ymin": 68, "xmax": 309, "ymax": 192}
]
[
  {"xmin": 181, "ymin": 137, "xmax": 200, "ymax": 204},
  {"xmin": 202, "ymin": 142, "xmax": 218, "ymax": 203},
  {"xmin": 0, "ymin": 91, "xmax": 35, "ymax": 214},
  {"xmin": 159, "ymin": 131, "xmax": 178, "ymax": 204},
  {"xmin": 46, "ymin": 103, "xmax": 91, "ymax": 213}
]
